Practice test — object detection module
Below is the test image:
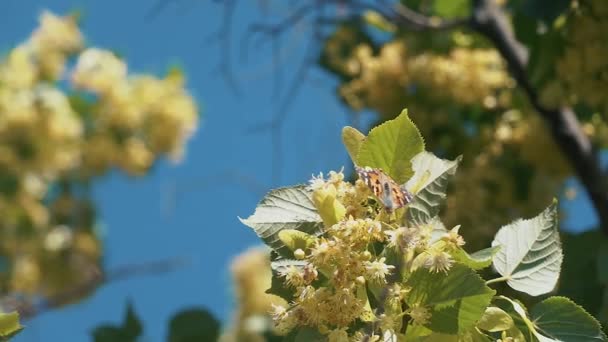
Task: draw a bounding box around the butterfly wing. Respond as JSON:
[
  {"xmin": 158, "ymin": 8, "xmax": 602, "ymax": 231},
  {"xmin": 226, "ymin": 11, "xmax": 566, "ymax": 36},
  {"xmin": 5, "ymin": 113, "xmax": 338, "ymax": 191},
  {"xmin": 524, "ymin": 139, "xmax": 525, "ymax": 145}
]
[{"xmin": 356, "ymin": 166, "xmax": 413, "ymax": 212}]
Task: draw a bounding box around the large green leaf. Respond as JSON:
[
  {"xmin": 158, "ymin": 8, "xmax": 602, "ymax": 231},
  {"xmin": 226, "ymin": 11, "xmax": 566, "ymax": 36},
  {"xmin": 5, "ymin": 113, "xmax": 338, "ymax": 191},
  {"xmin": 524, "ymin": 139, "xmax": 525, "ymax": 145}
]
[
  {"xmin": 491, "ymin": 200, "xmax": 562, "ymax": 296},
  {"xmin": 405, "ymin": 152, "xmax": 460, "ymax": 227},
  {"xmin": 239, "ymin": 185, "xmax": 323, "ymax": 257},
  {"xmin": 356, "ymin": 109, "xmax": 425, "ymax": 184},
  {"xmin": 0, "ymin": 311, "xmax": 23, "ymax": 341},
  {"xmin": 405, "ymin": 264, "xmax": 495, "ymax": 334},
  {"xmin": 167, "ymin": 308, "xmax": 220, "ymax": 342},
  {"xmin": 342, "ymin": 126, "xmax": 365, "ymax": 163},
  {"xmin": 451, "ymin": 246, "xmax": 500, "ymax": 270},
  {"xmin": 531, "ymin": 297, "xmax": 607, "ymax": 342}
]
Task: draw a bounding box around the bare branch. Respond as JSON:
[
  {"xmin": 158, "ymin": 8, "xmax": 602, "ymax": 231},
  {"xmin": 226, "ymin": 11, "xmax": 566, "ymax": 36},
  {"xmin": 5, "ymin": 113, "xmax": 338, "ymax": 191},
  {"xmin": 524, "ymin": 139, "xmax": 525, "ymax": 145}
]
[{"xmin": 208, "ymin": 0, "xmax": 242, "ymax": 96}]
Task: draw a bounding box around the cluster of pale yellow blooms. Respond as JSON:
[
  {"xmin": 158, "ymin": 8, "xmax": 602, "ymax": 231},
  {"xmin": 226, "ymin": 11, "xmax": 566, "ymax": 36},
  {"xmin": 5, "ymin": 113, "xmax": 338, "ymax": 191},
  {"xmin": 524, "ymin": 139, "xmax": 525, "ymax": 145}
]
[
  {"xmin": 266, "ymin": 170, "xmax": 466, "ymax": 341},
  {"xmin": 0, "ymin": 11, "xmax": 197, "ymax": 298},
  {"xmin": 554, "ymin": 0, "xmax": 608, "ymax": 111},
  {"xmin": 336, "ymin": 39, "xmax": 513, "ymax": 119}
]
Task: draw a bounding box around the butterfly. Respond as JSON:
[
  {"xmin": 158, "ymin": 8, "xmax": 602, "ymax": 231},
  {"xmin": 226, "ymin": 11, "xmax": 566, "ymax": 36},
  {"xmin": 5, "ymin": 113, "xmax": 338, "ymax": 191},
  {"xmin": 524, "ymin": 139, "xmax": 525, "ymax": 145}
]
[{"xmin": 355, "ymin": 166, "xmax": 414, "ymax": 212}]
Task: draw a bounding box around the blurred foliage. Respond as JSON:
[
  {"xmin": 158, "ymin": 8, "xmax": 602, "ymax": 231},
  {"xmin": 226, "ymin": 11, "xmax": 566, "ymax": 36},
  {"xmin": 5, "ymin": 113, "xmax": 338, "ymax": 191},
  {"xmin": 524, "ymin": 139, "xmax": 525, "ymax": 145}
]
[
  {"xmin": 0, "ymin": 11, "xmax": 198, "ymax": 314},
  {"xmin": 92, "ymin": 303, "xmax": 220, "ymax": 342}
]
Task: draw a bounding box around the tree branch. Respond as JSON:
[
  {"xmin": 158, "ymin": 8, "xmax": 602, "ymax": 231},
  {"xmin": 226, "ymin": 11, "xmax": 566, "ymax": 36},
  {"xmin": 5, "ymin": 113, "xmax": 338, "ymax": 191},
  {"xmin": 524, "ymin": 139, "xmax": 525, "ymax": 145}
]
[{"xmin": 469, "ymin": 0, "xmax": 608, "ymax": 235}]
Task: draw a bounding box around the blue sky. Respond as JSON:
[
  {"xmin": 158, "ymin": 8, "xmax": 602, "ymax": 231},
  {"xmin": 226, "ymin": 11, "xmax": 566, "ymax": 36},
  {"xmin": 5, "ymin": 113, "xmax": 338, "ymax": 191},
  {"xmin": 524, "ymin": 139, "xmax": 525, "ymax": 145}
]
[{"xmin": 0, "ymin": 1, "xmax": 599, "ymax": 341}]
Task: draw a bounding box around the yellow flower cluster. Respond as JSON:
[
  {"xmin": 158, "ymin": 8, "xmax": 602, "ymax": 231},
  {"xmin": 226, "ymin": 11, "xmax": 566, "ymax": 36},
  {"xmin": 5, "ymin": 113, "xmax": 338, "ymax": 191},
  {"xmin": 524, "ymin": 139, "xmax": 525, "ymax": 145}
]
[
  {"xmin": 0, "ymin": 11, "xmax": 198, "ymax": 299},
  {"xmin": 72, "ymin": 50, "xmax": 198, "ymax": 175},
  {"xmin": 554, "ymin": 0, "xmax": 608, "ymax": 110},
  {"xmin": 336, "ymin": 40, "xmax": 513, "ymax": 119},
  {"xmin": 270, "ymin": 170, "xmax": 467, "ymax": 339},
  {"xmin": 409, "ymin": 48, "xmax": 513, "ymax": 107}
]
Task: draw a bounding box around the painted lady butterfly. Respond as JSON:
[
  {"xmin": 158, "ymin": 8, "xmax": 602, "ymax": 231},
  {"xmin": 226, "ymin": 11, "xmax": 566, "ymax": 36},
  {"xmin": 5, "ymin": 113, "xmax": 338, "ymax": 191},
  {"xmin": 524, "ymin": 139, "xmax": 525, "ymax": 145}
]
[{"xmin": 356, "ymin": 166, "xmax": 414, "ymax": 212}]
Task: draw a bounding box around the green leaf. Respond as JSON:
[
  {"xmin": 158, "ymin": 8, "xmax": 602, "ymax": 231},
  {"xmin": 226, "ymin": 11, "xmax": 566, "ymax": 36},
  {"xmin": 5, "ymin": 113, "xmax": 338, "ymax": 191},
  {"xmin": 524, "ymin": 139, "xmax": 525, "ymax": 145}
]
[
  {"xmin": 476, "ymin": 307, "xmax": 514, "ymax": 332},
  {"xmin": 342, "ymin": 126, "xmax": 366, "ymax": 163},
  {"xmin": 493, "ymin": 296, "xmax": 534, "ymax": 341},
  {"xmin": 405, "ymin": 264, "xmax": 495, "ymax": 334},
  {"xmin": 491, "ymin": 200, "xmax": 562, "ymax": 296},
  {"xmin": 240, "ymin": 185, "xmax": 323, "ymax": 257},
  {"xmin": 92, "ymin": 302, "xmax": 142, "ymax": 342},
  {"xmin": 405, "ymin": 152, "xmax": 460, "ymax": 227},
  {"xmin": 433, "ymin": 0, "xmax": 471, "ymax": 18},
  {"xmin": 167, "ymin": 308, "xmax": 220, "ymax": 342},
  {"xmin": 451, "ymin": 246, "xmax": 500, "ymax": 270},
  {"xmin": 356, "ymin": 109, "xmax": 425, "ymax": 184},
  {"xmin": 0, "ymin": 311, "xmax": 23, "ymax": 341},
  {"xmin": 531, "ymin": 296, "xmax": 607, "ymax": 342}
]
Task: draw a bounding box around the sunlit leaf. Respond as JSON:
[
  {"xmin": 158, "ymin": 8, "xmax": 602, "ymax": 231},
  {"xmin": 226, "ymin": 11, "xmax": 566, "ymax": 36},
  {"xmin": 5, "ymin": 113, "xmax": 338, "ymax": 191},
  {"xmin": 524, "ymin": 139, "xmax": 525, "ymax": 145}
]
[
  {"xmin": 342, "ymin": 126, "xmax": 366, "ymax": 163},
  {"xmin": 491, "ymin": 200, "xmax": 562, "ymax": 296},
  {"xmin": 240, "ymin": 186, "xmax": 323, "ymax": 257},
  {"xmin": 356, "ymin": 109, "xmax": 425, "ymax": 184},
  {"xmin": 405, "ymin": 152, "xmax": 460, "ymax": 227},
  {"xmin": 405, "ymin": 264, "xmax": 495, "ymax": 334}
]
